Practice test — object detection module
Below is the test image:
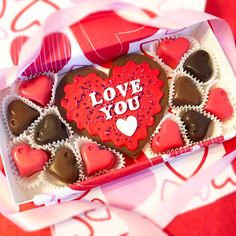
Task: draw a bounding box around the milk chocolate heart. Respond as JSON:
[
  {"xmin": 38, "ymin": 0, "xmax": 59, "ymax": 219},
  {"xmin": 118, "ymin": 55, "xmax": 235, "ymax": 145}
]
[
  {"xmin": 173, "ymin": 76, "xmax": 202, "ymax": 106},
  {"xmin": 182, "ymin": 110, "xmax": 211, "ymax": 142},
  {"xmin": 183, "ymin": 50, "xmax": 213, "ymax": 83},
  {"xmin": 11, "ymin": 144, "xmax": 49, "ymax": 177},
  {"xmin": 205, "ymin": 88, "xmax": 233, "ymax": 121},
  {"xmin": 19, "ymin": 75, "xmax": 53, "ymax": 106},
  {"xmin": 151, "ymin": 119, "xmax": 183, "ymax": 153},
  {"xmin": 81, "ymin": 143, "xmax": 115, "ymax": 176},
  {"xmin": 157, "ymin": 38, "xmax": 190, "ymax": 69},
  {"xmin": 34, "ymin": 114, "xmax": 68, "ymax": 145},
  {"xmin": 47, "ymin": 147, "xmax": 79, "ymax": 184},
  {"xmin": 56, "ymin": 54, "xmax": 169, "ymax": 157},
  {"xmin": 7, "ymin": 100, "xmax": 39, "ymax": 136}
]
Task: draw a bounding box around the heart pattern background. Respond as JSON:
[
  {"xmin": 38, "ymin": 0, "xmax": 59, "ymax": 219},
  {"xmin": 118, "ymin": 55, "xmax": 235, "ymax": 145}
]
[{"xmin": 0, "ymin": 1, "xmax": 236, "ymax": 236}]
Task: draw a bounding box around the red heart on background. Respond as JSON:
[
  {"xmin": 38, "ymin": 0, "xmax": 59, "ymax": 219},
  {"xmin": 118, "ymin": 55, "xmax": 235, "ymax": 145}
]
[
  {"xmin": 84, "ymin": 198, "xmax": 111, "ymax": 221},
  {"xmin": 81, "ymin": 143, "xmax": 115, "ymax": 176},
  {"xmin": 70, "ymin": 10, "xmax": 158, "ymax": 67},
  {"xmin": 11, "ymin": 144, "xmax": 49, "ymax": 177},
  {"xmin": 165, "ymin": 147, "xmax": 208, "ymax": 181},
  {"xmin": 11, "ymin": 0, "xmax": 59, "ymax": 32},
  {"xmin": 0, "ymin": 0, "xmax": 6, "ymax": 18},
  {"xmin": 10, "ymin": 32, "xmax": 71, "ymax": 76}
]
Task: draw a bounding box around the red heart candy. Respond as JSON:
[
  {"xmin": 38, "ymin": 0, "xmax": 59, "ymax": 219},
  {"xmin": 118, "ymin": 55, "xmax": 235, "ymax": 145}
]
[
  {"xmin": 10, "ymin": 32, "xmax": 71, "ymax": 76},
  {"xmin": 70, "ymin": 10, "xmax": 158, "ymax": 67},
  {"xmin": 151, "ymin": 119, "xmax": 183, "ymax": 153},
  {"xmin": 11, "ymin": 144, "xmax": 49, "ymax": 177},
  {"xmin": 81, "ymin": 143, "xmax": 115, "ymax": 176},
  {"xmin": 157, "ymin": 38, "xmax": 190, "ymax": 69},
  {"xmin": 205, "ymin": 88, "xmax": 233, "ymax": 121},
  {"xmin": 19, "ymin": 75, "xmax": 53, "ymax": 106}
]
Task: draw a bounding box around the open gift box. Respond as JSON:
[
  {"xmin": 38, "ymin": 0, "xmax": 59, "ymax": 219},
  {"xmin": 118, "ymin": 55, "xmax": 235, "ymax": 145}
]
[{"xmin": 0, "ymin": 8, "xmax": 236, "ymax": 205}]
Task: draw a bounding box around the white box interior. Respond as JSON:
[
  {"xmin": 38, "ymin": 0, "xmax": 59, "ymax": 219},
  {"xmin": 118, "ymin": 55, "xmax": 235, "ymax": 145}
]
[{"xmin": 0, "ymin": 22, "xmax": 236, "ymax": 204}]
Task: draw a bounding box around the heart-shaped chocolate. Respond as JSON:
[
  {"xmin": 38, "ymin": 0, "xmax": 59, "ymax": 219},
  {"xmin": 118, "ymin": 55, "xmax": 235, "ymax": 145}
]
[
  {"xmin": 19, "ymin": 75, "xmax": 53, "ymax": 106},
  {"xmin": 173, "ymin": 76, "xmax": 202, "ymax": 106},
  {"xmin": 151, "ymin": 119, "xmax": 183, "ymax": 153},
  {"xmin": 56, "ymin": 54, "xmax": 169, "ymax": 157},
  {"xmin": 8, "ymin": 100, "xmax": 39, "ymax": 136},
  {"xmin": 34, "ymin": 114, "xmax": 68, "ymax": 145},
  {"xmin": 81, "ymin": 143, "xmax": 115, "ymax": 176},
  {"xmin": 47, "ymin": 147, "xmax": 79, "ymax": 184},
  {"xmin": 183, "ymin": 50, "xmax": 213, "ymax": 83},
  {"xmin": 182, "ymin": 110, "xmax": 211, "ymax": 142},
  {"xmin": 205, "ymin": 88, "xmax": 233, "ymax": 121},
  {"xmin": 11, "ymin": 144, "xmax": 49, "ymax": 177},
  {"xmin": 157, "ymin": 37, "xmax": 190, "ymax": 69}
]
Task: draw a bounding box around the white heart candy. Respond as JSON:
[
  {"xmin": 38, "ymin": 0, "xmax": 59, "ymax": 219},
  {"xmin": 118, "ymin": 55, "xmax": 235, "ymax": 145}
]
[{"xmin": 116, "ymin": 116, "xmax": 137, "ymax": 137}]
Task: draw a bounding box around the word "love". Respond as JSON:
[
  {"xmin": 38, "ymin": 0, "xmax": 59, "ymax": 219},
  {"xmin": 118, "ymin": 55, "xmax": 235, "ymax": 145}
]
[{"xmin": 89, "ymin": 79, "xmax": 142, "ymax": 120}]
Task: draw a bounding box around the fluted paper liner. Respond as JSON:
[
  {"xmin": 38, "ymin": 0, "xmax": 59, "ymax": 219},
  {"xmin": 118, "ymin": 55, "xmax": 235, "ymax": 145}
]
[
  {"xmin": 178, "ymin": 107, "xmax": 223, "ymax": 145},
  {"xmin": 28, "ymin": 106, "xmax": 73, "ymax": 150},
  {"xmin": 2, "ymin": 95, "xmax": 42, "ymax": 140},
  {"xmin": 169, "ymin": 71, "xmax": 206, "ymax": 110},
  {"xmin": 203, "ymin": 81, "xmax": 236, "ymax": 131},
  {"xmin": 39, "ymin": 141, "xmax": 83, "ymax": 188},
  {"xmin": 9, "ymin": 136, "xmax": 50, "ymax": 189},
  {"xmin": 147, "ymin": 114, "xmax": 189, "ymax": 156},
  {"xmin": 179, "ymin": 46, "xmax": 219, "ymax": 86},
  {"xmin": 16, "ymin": 71, "xmax": 57, "ymax": 107},
  {"xmin": 74, "ymin": 136, "xmax": 125, "ymax": 180},
  {"xmin": 151, "ymin": 35, "xmax": 200, "ymax": 76}
]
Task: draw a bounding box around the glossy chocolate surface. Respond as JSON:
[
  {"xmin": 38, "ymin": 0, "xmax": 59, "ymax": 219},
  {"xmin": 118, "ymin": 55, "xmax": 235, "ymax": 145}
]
[
  {"xmin": 183, "ymin": 50, "xmax": 213, "ymax": 83},
  {"xmin": 173, "ymin": 76, "xmax": 202, "ymax": 106},
  {"xmin": 48, "ymin": 147, "xmax": 79, "ymax": 184},
  {"xmin": 34, "ymin": 114, "xmax": 68, "ymax": 145},
  {"xmin": 182, "ymin": 110, "xmax": 211, "ymax": 142},
  {"xmin": 8, "ymin": 100, "xmax": 39, "ymax": 136}
]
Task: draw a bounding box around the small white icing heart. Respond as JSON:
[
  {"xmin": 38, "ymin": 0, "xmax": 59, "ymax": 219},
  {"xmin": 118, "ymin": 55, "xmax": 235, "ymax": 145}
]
[{"xmin": 116, "ymin": 116, "xmax": 137, "ymax": 137}]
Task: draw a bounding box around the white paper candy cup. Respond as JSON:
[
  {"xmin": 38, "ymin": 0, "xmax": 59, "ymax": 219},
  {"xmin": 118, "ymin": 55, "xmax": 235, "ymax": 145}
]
[
  {"xmin": 147, "ymin": 114, "xmax": 189, "ymax": 156},
  {"xmin": 179, "ymin": 47, "xmax": 219, "ymax": 86},
  {"xmin": 203, "ymin": 81, "xmax": 236, "ymax": 131},
  {"xmin": 177, "ymin": 107, "xmax": 223, "ymax": 145},
  {"xmin": 2, "ymin": 95, "xmax": 42, "ymax": 140},
  {"xmin": 74, "ymin": 136, "xmax": 125, "ymax": 180},
  {"xmin": 150, "ymin": 35, "xmax": 200, "ymax": 76},
  {"xmin": 16, "ymin": 71, "xmax": 57, "ymax": 107},
  {"xmin": 28, "ymin": 106, "xmax": 73, "ymax": 150},
  {"xmin": 39, "ymin": 141, "xmax": 83, "ymax": 187},
  {"xmin": 9, "ymin": 136, "xmax": 50, "ymax": 189},
  {"xmin": 169, "ymin": 71, "xmax": 206, "ymax": 110}
]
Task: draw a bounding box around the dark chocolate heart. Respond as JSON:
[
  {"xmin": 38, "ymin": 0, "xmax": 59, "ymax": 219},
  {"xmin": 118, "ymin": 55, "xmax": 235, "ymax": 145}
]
[
  {"xmin": 183, "ymin": 50, "xmax": 213, "ymax": 83},
  {"xmin": 182, "ymin": 110, "xmax": 211, "ymax": 142},
  {"xmin": 34, "ymin": 114, "xmax": 68, "ymax": 145},
  {"xmin": 173, "ymin": 76, "xmax": 202, "ymax": 106},
  {"xmin": 7, "ymin": 100, "xmax": 39, "ymax": 136},
  {"xmin": 47, "ymin": 147, "xmax": 79, "ymax": 184}
]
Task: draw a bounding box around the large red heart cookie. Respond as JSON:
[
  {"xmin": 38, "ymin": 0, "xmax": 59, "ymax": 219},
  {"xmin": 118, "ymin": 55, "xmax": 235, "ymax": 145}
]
[
  {"xmin": 11, "ymin": 144, "xmax": 49, "ymax": 177},
  {"xmin": 81, "ymin": 143, "xmax": 115, "ymax": 175},
  {"xmin": 56, "ymin": 54, "xmax": 168, "ymax": 157}
]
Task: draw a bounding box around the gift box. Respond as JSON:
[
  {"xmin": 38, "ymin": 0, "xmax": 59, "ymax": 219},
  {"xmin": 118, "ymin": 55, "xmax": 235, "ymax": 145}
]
[{"xmin": 0, "ymin": 2, "xmax": 236, "ymax": 206}]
